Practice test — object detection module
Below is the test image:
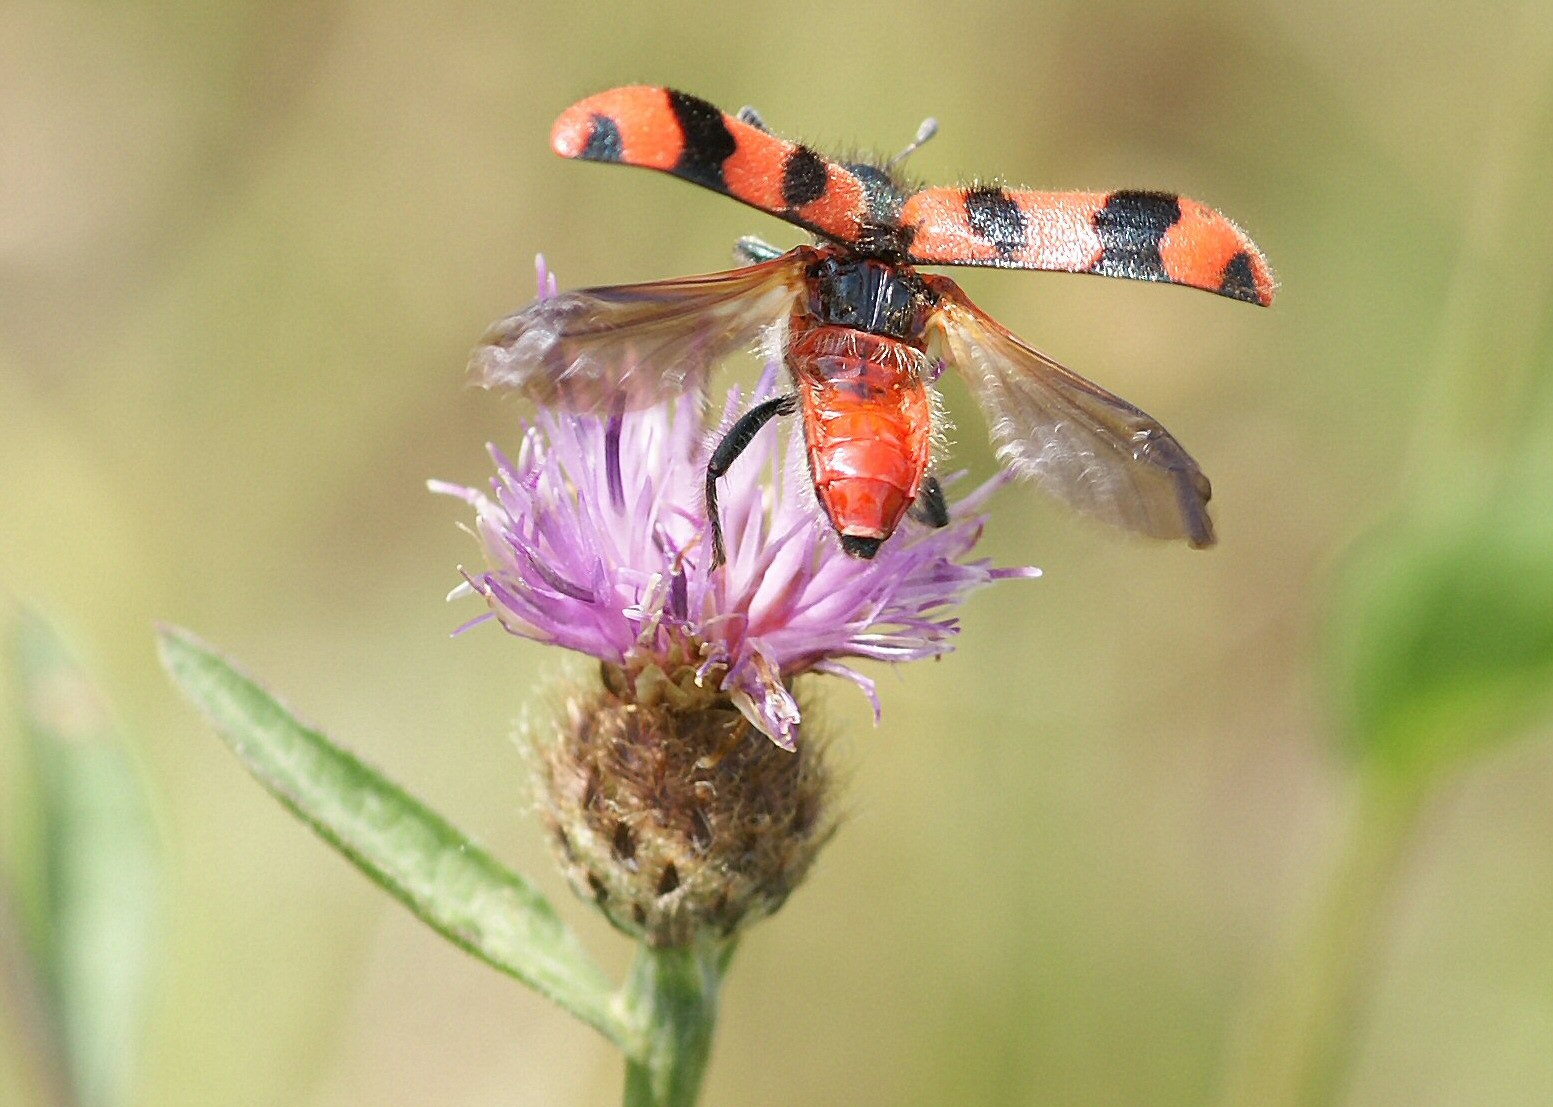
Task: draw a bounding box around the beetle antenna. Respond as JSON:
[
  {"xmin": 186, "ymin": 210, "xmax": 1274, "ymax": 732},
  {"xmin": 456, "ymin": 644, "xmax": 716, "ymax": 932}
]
[{"xmin": 887, "ymin": 117, "xmax": 939, "ymax": 169}]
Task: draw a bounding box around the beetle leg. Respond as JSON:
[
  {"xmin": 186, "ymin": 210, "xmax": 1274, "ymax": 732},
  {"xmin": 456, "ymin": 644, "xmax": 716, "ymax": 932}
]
[
  {"xmin": 908, "ymin": 474, "xmax": 950, "ymax": 528},
  {"xmin": 707, "ymin": 393, "xmax": 798, "ymax": 567}
]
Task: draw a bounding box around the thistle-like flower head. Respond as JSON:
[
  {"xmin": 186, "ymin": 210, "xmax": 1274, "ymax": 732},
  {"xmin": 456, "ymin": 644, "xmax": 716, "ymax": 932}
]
[
  {"xmin": 433, "ymin": 276, "xmax": 1035, "ymax": 749},
  {"xmin": 433, "ymin": 260, "xmax": 1036, "ymax": 945}
]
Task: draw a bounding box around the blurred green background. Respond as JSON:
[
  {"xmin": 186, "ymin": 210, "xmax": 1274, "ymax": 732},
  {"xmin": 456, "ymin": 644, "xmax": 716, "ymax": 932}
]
[{"xmin": 6, "ymin": 2, "xmax": 1553, "ymax": 1105}]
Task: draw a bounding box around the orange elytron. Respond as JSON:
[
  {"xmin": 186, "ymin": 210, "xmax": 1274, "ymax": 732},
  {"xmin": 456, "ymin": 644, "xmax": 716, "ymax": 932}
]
[{"xmin": 474, "ymin": 86, "xmax": 1275, "ymax": 562}]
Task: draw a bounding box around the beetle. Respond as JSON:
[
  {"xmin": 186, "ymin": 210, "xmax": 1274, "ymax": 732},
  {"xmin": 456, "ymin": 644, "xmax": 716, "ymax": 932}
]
[{"xmin": 472, "ymin": 86, "xmax": 1274, "ymax": 563}]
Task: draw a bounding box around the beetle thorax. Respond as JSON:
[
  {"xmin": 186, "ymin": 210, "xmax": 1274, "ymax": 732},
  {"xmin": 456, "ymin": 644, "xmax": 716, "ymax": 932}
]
[{"xmin": 804, "ymin": 251, "xmax": 933, "ymax": 343}]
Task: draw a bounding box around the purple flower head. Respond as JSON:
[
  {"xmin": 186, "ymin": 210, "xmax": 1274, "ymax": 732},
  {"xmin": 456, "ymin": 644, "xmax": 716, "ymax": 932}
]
[{"xmin": 433, "ymin": 259, "xmax": 1039, "ymax": 750}]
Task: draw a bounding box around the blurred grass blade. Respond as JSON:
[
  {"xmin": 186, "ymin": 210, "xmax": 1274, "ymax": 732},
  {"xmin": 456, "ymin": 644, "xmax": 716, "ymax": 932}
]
[
  {"xmin": 155, "ymin": 626, "xmax": 631, "ymax": 1051},
  {"xmin": 0, "ymin": 877, "xmax": 74, "ymax": 1107},
  {"xmin": 13, "ymin": 612, "xmax": 160, "ymax": 1107}
]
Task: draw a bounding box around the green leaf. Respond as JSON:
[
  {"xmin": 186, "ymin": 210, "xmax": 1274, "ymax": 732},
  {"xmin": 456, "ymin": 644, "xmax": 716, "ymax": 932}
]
[
  {"xmin": 1327, "ymin": 472, "xmax": 1553, "ymax": 778},
  {"xmin": 155, "ymin": 626, "xmax": 632, "ymax": 1052},
  {"xmin": 10, "ymin": 612, "xmax": 160, "ymax": 1107}
]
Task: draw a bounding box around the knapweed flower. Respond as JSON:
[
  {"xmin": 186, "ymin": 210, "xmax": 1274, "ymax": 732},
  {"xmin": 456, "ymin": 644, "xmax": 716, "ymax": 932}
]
[{"xmin": 433, "ymin": 261, "xmax": 1036, "ymax": 945}]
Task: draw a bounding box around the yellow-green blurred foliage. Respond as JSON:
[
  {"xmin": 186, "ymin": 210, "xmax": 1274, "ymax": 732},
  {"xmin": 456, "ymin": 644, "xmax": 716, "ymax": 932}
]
[{"xmin": 5, "ymin": 2, "xmax": 1553, "ymax": 1105}]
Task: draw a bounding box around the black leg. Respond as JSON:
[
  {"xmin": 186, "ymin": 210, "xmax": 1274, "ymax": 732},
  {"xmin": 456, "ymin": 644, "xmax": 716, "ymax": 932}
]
[
  {"xmin": 909, "ymin": 475, "xmax": 950, "ymax": 528},
  {"xmin": 707, "ymin": 393, "xmax": 798, "ymax": 567}
]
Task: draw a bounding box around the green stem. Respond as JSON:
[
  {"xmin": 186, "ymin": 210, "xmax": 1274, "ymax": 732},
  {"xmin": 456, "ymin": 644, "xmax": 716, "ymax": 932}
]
[
  {"xmin": 1214, "ymin": 765, "xmax": 1430, "ymax": 1107},
  {"xmin": 620, "ymin": 941, "xmax": 729, "ymax": 1107}
]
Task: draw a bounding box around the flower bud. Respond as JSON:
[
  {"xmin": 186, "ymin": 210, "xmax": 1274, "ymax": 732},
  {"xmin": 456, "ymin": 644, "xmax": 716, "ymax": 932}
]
[{"xmin": 534, "ymin": 663, "xmax": 834, "ymax": 947}]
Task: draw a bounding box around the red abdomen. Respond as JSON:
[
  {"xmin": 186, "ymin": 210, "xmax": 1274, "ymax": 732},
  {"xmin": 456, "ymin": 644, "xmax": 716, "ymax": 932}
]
[{"xmin": 788, "ymin": 322, "xmax": 934, "ymax": 552}]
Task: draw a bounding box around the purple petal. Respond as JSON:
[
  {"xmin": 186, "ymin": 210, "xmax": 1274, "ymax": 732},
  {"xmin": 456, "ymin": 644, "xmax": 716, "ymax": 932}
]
[{"xmin": 812, "ymin": 660, "xmax": 882, "ymax": 723}]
